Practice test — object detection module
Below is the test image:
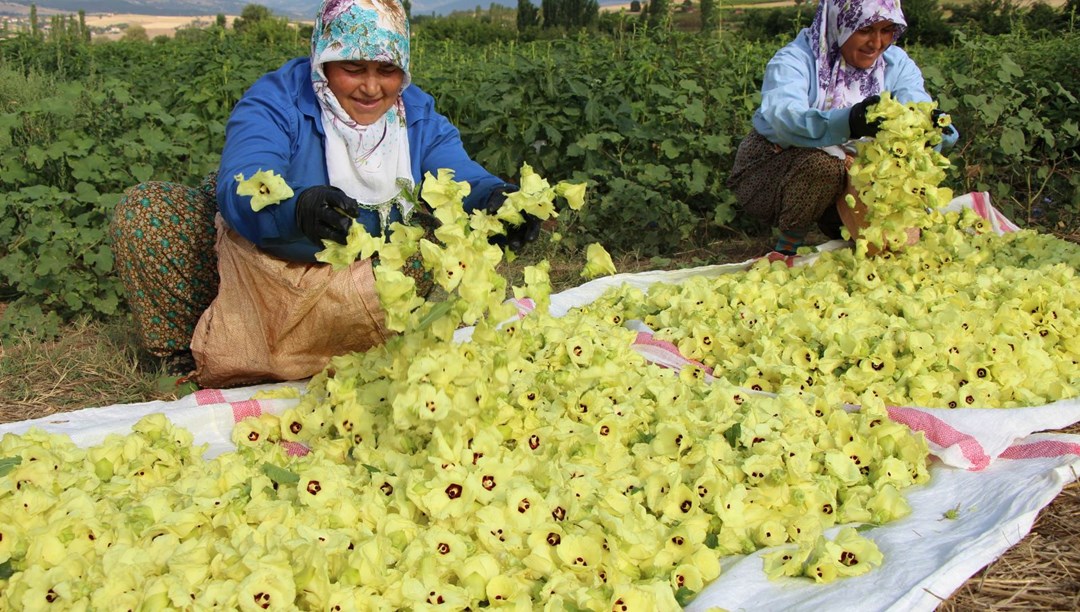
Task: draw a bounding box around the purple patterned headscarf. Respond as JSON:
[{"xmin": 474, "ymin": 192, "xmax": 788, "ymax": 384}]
[{"xmin": 808, "ymin": 0, "xmax": 906, "ymax": 111}]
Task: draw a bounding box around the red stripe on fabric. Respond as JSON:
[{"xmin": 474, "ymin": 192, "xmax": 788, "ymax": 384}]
[
  {"xmin": 886, "ymin": 406, "xmax": 991, "ymax": 470},
  {"xmin": 280, "ymin": 441, "xmax": 310, "ymax": 457},
  {"xmin": 194, "ymin": 388, "xmax": 226, "ymax": 405},
  {"xmin": 633, "ymin": 332, "xmax": 714, "ymax": 374},
  {"xmin": 993, "ymin": 209, "xmax": 1019, "ymax": 233},
  {"xmin": 971, "ymin": 192, "xmax": 988, "ymax": 219},
  {"xmin": 999, "ymin": 440, "xmax": 1080, "ymax": 460},
  {"xmin": 972, "ymin": 195, "xmax": 989, "ymax": 219},
  {"xmin": 230, "ymin": 400, "xmax": 263, "ymax": 422}
]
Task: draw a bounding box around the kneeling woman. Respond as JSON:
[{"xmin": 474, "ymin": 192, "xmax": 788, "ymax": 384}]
[
  {"xmin": 110, "ymin": 0, "xmax": 536, "ymax": 387},
  {"xmin": 728, "ymin": 0, "xmax": 958, "ymax": 255}
]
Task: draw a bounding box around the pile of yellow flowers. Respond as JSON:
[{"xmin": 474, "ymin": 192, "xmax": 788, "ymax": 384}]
[
  {"xmin": 0, "ymin": 168, "xmax": 937, "ymax": 610},
  {"xmin": 843, "ymin": 92, "xmax": 955, "ymax": 255},
  {"xmin": 597, "ymin": 211, "xmax": 1080, "ymax": 410}
]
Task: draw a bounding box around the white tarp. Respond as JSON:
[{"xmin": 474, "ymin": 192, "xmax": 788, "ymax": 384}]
[{"xmin": 2, "ymin": 193, "xmax": 1077, "ymax": 610}]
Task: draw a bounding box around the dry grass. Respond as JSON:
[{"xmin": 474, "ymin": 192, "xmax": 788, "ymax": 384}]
[
  {"xmin": 0, "ymin": 233, "xmax": 1076, "ymax": 608},
  {"xmin": 939, "ymin": 424, "xmax": 1080, "ymax": 612},
  {"xmin": 0, "ymin": 316, "xmax": 188, "ymax": 423}
]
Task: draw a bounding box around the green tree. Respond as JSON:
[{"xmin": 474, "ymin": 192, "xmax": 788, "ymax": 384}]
[
  {"xmin": 901, "ymin": 0, "xmax": 950, "ymax": 45},
  {"xmin": 78, "ymin": 9, "xmax": 89, "ymax": 42},
  {"xmin": 216, "ymin": 13, "xmax": 227, "ymax": 28},
  {"xmin": 541, "ymin": 0, "xmax": 598, "ymax": 28},
  {"xmin": 121, "ymin": 23, "xmax": 149, "ymax": 42},
  {"xmin": 233, "ymin": 4, "xmax": 273, "ymax": 33},
  {"xmin": 699, "ymin": 0, "xmax": 718, "ymax": 32},
  {"xmin": 517, "ymin": 0, "xmax": 541, "ymax": 30},
  {"xmin": 630, "ymin": 0, "xmax": 642, "ymax": 11},
  {"xmin": 30, "ymin": 3, "xmax": 39, "ymax": 38},
  {"xmin": 647, "ymin": 0, "xmax": 671, "ymax": 28}
]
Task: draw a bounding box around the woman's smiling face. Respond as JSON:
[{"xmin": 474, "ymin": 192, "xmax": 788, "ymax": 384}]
[
  {"xmin": 840, "ymin": 20, "xmax": 899, "ymax": 69},
  {"xmin": 324, "ymin": 59, "xmax": 405, "ymax": 125}
]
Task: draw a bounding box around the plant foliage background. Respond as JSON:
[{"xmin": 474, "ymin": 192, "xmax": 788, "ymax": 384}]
[{"xmin": 0, "ymin": 0, "xmax": 1077, "ymax": 339}]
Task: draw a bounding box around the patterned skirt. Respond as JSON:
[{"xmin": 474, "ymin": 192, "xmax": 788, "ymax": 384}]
[
  {"xmin": 109, "ymin": 174, "xmax": 219, "ymax": 358},
  {"xmin": 728, "ymin": 130, "xmax": 847, "ymax": 237},
  {"xmin": 109, "ymin": 174, "xmax": 437, "ymax": 360}
]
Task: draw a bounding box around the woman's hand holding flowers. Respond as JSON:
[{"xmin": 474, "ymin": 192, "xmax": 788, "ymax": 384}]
[
  {"xmin": 848, "ymin": 94, "xmax": 883, "ymax": 139},
  {"xmin": 295, "ymin": 185, "xmax": 361, "ymax": 245},
  {"xmin": 484, "ymin": 187, "xmax": 542, "ymax": 251}
]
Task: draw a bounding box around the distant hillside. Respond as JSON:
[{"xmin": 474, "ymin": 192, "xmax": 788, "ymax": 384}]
[
  {"xmin": 0, "ymin": 0, "xmax": 631, "ymax": 19},
  {"xmin": 0, "ymin": 0, "xmax": 317, "ymax": 19}
]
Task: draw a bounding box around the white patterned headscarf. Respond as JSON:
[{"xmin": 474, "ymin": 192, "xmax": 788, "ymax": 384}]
[
  {"xmin": 808, "ymin": 0, "xmax": 907, "ymax": 111},
  {"xmin": 311, "ymin": 0, "xmax": 414, "ymax": 229}
]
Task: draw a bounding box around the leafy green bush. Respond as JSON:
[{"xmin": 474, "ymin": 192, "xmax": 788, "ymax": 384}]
[
  {"xmin": 912, "ymin": 32, "xmax": 1080, "ymax": 225},
  {"xmin": 0, "ymin": 27, "xmax": 1077, "ymax": 339}
]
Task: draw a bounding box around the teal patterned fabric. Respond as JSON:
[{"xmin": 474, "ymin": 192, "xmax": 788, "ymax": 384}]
[{"xmin": 310, "ymin": 0, "xmax": 411, "ymax": 89}]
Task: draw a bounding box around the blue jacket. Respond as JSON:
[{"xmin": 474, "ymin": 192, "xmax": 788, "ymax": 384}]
[
  {"xmin": 752, "ymin": 31, "xmax": 959, "ymax": 151},
  {"xmin": 217, "ymin": 57, "xmax": 510, "ymax": 262}
]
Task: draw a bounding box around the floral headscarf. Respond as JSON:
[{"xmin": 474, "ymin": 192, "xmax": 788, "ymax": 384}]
[
  {"xmin": 808, "ymin": 0, "xmax": 907, "ymax": 111},
  {"xmin": 311, "ymin": 0, "xmax": 415, "ymax": 230}
]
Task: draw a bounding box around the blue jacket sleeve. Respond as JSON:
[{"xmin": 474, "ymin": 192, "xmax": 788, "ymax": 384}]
[
  {"xmin": 753, "ymin": 39, "xmax": 960, "ymax": 150},
  {"xmin": 216, "ymin": 67, "xmax": 317, "ymax": 250},
  {"xmin": 753, "ymin": 42, "xmax": 852, "ymax": 149},
  {"xmin": 404, "ymin": 87, "xmax": 513, "ymax": 211}
]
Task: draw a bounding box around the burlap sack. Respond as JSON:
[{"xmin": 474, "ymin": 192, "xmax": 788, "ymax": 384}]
[
  {"xmin": 836, "ymin": 154, "xmax": 920, "ymax": 256},
  {"xmin": 191, "ymin": 215, "xmax": 389, "ymax": 388}
]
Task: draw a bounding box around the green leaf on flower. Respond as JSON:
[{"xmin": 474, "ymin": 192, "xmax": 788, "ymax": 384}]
[
  {"xmin": 416, "ymin": 299, "xmax": 455, "ymax": 331},
  {"xmin": 261, "ymin": 462, "xmax": 299, "ymax": 485},
  {"xmin": 362, "ymin": 463, "xmax": 381, "ymax": 474},
  {"xmin": 674, "ymin": 586, "xmax": 696, "ymax": 606},
  {"xmin": 0, "ymin": 456, "xmax": 22, "ymax": 477},
  {"xmin": 705, "ymin": 532, "xmax": 719, "ymax": 549},
  {"xmin": 0, "ymin": 560, "xmax": 13, "ymax": 580},
  {"xmin": 723, "ymin": 423, "xmax": 741, "ymax": 449}
]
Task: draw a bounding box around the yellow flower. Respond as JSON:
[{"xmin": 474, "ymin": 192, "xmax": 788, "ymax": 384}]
[
  {"xmin": 236, "ymin": 557, "xmax": 297, "ymax": 611},
  {"xmin": 235, "ymin": 169, "xmax": 294, "ymax": 211},
  {"xmin": 421, "ymin": 168, "xmax": 471, "ymax": 209},
  {"xmin": 581, "ymin": 242, "xmax": 617, "ymax": 279},
  {"xmin": 315, "ymin": 221, "xmax": 383, "ymax": 270},
  {"xmin": 555, "ymin": 180, "xmax": 588, "ymax": 210}
]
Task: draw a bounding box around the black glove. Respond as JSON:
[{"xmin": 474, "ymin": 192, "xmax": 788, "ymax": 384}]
[
  {"xmin": 848, "ymin": 94, "xmax": 882, "ymax": 139},
  {"xmin": 484, "ymin": 187, "xmax": 541, "ymax": 251},
  {"xmin": 295, "ymin": 185, "xmax": 360, "ymax": 245},
  {"xmin": 930, "ymin": 108, "xmax": 957, "ymax": 138}
]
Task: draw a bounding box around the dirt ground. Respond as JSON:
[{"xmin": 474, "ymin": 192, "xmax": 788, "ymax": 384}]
[{"xmin": 82, "ymin": 13, "xmax": 239, "ymax": 39}]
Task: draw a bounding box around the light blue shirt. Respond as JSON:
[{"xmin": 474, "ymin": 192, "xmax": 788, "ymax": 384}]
[
  {"xmin": 217, "ymin": 58, "xmax": 510, "ymax": 262},
  {"xmin": 752, "ymin": 30, "xmax": 959, "ymax": 151}
]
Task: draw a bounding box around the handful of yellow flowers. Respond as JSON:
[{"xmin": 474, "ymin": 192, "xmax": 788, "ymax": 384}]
[{"xmin": 841, "ymin": 92, "xmax": 955, "ymax": 256}]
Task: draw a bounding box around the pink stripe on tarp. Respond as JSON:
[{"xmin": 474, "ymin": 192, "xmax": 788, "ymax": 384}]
[
  {"xmin": 633, "ymin": 332, "xmax": 714, "ymax": 374},
  {"xmin": 230, "ymin": 400, "xmax": 263, "ymax": 422},
  {"xmin": 756, "ymin": 252, "xmax": 797, "ymax": 268},
  {"xmin": 971, "ymin": 191, "xmax": 988, "ymax": 218},
  {"xmin": 993, "ymin": 208, "xmax": 1020, "ymax": 233},
  {"xmin": 886, "ymin": 406, "xmax": 991, "ymax": 470},
  {"xmin": 280, "ymin": 441, "xmax": 310, "ymax": 457},
  {"xmin": 513, "ymin": 297, "xmax": 535, "ymax": 319},
  {"xmin": 194, "ymin": 388, "xmax": 226, "ymax": 405},
  {"xmin": 999, "ymin": 439, "xmax": 1080, "ymax": 460}
]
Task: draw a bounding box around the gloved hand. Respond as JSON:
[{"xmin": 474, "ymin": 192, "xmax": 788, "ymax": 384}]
[
  {"xmin": 295, "ymin": 185, "xmax": 360, "ymax": 245},
  {"xmin": 930, "ymin": 108, "xmax": 960, "ymax": 152},
  {"xmin": 930, "ymin": 109, "xmax": 955, "ymax": 136},
  {"xmin": 484, "ymin": 187, "xmax": 541, "ymax": 251},
  {"xmin": 848, "ymin": 94, "xmax": 883, "ymax": 139}
]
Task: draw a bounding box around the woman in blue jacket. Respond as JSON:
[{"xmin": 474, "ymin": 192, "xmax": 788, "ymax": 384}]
[
  {"xmin": 110, "ymin": 0, "xmax": 535, "ymax": 381},
  {"xmin": 728, "ymin": 0, "xmax": 958, "ymax": 256}
]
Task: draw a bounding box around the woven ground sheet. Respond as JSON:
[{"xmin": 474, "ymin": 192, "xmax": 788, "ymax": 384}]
[{"xmin": 2, "ymin": 250, "xmax": 1078, "ymax": 611}]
